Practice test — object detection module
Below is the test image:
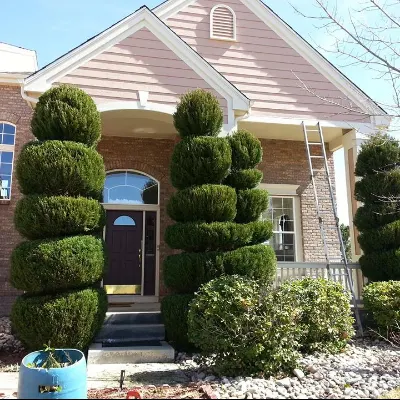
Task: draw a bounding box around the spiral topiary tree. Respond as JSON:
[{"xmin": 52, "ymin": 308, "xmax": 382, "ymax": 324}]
[
  {"xmin": 354, "ymin": 133, "xmax": 400, "ymax": 281},
  {"xmin": 10, "ymin": 84, "xmax": 108, "ymax": 350},
  {"xmin": 161, "ymin": 89, "xmax": 275, "ymax": 350}
]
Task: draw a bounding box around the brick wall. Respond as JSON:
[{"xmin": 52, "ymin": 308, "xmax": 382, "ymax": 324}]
[{"xmin": 0, "ymin": 85, "xmax": 34, "ymax": 316}]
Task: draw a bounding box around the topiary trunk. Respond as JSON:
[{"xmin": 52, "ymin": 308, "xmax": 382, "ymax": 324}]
[{"xmin": 10, "ymin": 84, "xmax": 107, "ymax": 351}]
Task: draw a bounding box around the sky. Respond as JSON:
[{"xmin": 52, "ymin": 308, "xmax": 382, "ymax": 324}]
[{"xmin": 1, "ymin": 0, "xmax": 396, "ymax": 225}]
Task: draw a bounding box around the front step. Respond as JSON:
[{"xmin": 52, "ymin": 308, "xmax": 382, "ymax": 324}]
[
  {"xmin": 104, "ymin": 311, "xmax": 162, "ymax": 325},
  {"xmin": 95, "ymin": 324, "xmax": 165, "ymax": 342}
]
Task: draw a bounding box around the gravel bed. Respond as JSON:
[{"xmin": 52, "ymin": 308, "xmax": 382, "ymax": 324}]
[{"xmin": 176, "ymin": 338, "xmax": 400, "ymax": 399}]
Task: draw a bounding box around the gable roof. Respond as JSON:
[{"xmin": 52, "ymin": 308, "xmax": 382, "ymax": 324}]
[
  {"xmin": 24, "ymin": 6, "xmax": 249, "ymax": 112},
  {"xmin": 154, "ymin": 0, "xmax": 386, "ymax": 117}
]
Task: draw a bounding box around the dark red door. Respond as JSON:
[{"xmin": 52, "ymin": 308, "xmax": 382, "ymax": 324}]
[{"xmin": 104, "ymin": 210, "xmax": 143, "ymax": 295}]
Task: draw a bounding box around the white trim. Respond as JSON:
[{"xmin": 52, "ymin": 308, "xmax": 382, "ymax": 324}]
[
  {"xmin": 141, "ymin": 211, "xmax": 146, "ymax": 296},
  {"xmin": 210, "ymin": 4, "xmax": 237, "ymax": 42},
  {"xmin": 0, "ymin": 73, "xmax": 26, "ymax": 85},
  {"xmin": 260, "ymin": 183, "xmax": 299, "ymax": 196},
  {"xmin": 24, "ymin": 7, "xmax": 249, "ymax": 127},
  {"xmin": 98, "ymin": 101, "xmax": 176, "ymax": 115}
]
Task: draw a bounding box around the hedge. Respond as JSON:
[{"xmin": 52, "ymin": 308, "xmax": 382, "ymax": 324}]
[
  {"xmin": 235, "ymin": 189, "xmax": 269, "ymax": 223},
  {"xmin": 161, "ymin": 294, "xmax": 195, "ymax": 351},
  {"xmin": 224, "ymin": 169, "xmax": 263, "ymax": 190},
  {"xmin": 14, "ymin": 195, "xmax": 106, "ymax": 240},
  {"xmin": 10, "ymin": 235, "xmax": 106, "ymax": 294},
  {"xmin": 229, "ymin": 130, "xmax": 263, "ymax": 170},
  {"xmin": 354, "ymin": 204, "xmax": 400, "ymax": 231},
  {"xmin": 165, "ymin": 220, "xmax": 273, "ymax": 252},
  {"xmin": 360, "ymin": 249, "xmax": 400, "ymax": 282},
  {"xmin": 16, "ymin": 140, "xmax": 105, "ymax": 199},
  {"xmin": 358, "ymin": 220, "xmax": 400, "ymax": 254},
  {"xmin": 355, "ymin": 133, "xmax": 400, "ymax": 177},
  {"xmin": 31, "ymin": 85, "xmax": 101, "ymax": 147},
  {"xmin": 173, "ymin": 89, "xmax": 223, "ymax": 138},
  {"xmin": 11, "ymin": 288, "xmax": 108, "ymax": 350},
  {"xmin": 167, "ymin": 184, "xmax": 237, "ymax": 223},
  {"xmin": 170, "ymin": 137, "xmax": 231, "ymax": 189},
  {"xmin": 355, "ymin": 170, "xmax": 400, "ymax": 204}
]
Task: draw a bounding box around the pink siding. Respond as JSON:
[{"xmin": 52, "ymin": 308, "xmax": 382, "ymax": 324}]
[
  {"xmin": 165, "ymin": 0, "xmax": 369, "ymax": 122},
  {"xmin": 59, "ymin": 28, "xmax": 228, "ymax": 121}
]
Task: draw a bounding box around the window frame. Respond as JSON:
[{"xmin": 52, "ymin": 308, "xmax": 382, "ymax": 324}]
[
  {"xmin": 210, "ymin": 4, "xmax": 237, "ymax": 42},
  {"xmin": 0, "ymin": 122, "xmax": 16, "ymax": 202}
]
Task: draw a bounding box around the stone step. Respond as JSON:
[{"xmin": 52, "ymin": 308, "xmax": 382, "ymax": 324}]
[
  {"xmin": 104, "ymin": 311, "xmax": 162, "ymax": 325},
  {"xmin": 95, "ymin": 324, "xmax": 165, "ymax": 342},
  {"xmin": 88, "ymin": 341, "xmax": 175, "ymax": 364}
]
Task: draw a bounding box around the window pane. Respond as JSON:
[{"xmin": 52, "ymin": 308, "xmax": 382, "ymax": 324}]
[
  {"xmin": 282, "ymin": 208, "xmax": 294, "ymax": 220},
  {"xmin": 272, "ymin": 197, "xmax": 282, "ymax": 208},
  {"xmin": 282, "ymin": 198, "xmax": 293, "ymax": 208},
  {"xmin": 104, "ymin": 172, "xmax": 126, "ymax": 189},
  {"xmin": 1, "ymin": 152, "xmax": 13, "ymax": 163},
  {"xmin": 0, "ymin": 163, "xmax": 12, "ymax": 175},
  {"xmin": 2, "ymin": 134, "xmax": 15, "ymax": 145},
  {"xmin": 114, "ymin": 216, "xmax": 136, "ymax": 226},
  {"xmin": 3, "ymin": 124, "xmax": 15, "ymax": 135},
  {"xmin": 0, "ymin": 175, "xmax": 11, "ymax": 200}
]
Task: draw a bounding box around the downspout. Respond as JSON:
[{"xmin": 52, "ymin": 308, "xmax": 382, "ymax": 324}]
[{"xmin": 233, "ymin": 100, "xmax": 254, "ymax": 133}]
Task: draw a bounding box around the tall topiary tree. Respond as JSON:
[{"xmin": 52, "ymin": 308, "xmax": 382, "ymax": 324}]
[
  {"xmin": 162, "ymin": 89, "xmax": 275, "ymax": 350},
  {"xmin": 354, "ymin": 133, "xmax": 400, "ymax": 281},
  {"xmin": 10, "ymin": 85, "xmax": 108, "ymax": 350}
]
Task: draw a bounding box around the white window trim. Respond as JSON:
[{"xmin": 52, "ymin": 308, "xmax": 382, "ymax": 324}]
[
  {"xmin": 210, "ymin": 4, "xmax": 237, "ymax": 42},
  {"xmin": 0, "ymin": 122, "xmax": 16, "ymax": 201},
  {"xmin": 260, "ymin": 183, "xmax": 303, "ymax": 262}
]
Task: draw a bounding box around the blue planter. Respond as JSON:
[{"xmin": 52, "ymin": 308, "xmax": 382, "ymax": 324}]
[{"xmin": 18, "ymin": 349, "xmax": 87, "ymax": 399}]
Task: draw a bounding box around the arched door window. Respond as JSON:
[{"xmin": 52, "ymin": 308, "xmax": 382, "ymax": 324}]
[{"xmin": 103, "ymin": 171, "xmax": 159, "ymax": 205}]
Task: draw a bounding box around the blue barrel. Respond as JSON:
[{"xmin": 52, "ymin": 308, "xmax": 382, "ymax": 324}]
[{"xmin": 18, "ymin": 349, "xmax": 87, "ymax": 399}]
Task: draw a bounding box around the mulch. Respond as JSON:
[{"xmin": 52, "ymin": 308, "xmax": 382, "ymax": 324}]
[{"xmin": 0, "ymin": 351, "xmax": 26, "ymax": 372}]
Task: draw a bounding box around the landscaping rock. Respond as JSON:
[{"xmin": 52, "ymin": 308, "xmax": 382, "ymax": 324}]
[
  {"xmin": 293, "ymin": 369, "xmax": 305, "ymax": 380},
  {"xmin": 0, "ymin": 318, "xmax": 23, "ymax": 354}
]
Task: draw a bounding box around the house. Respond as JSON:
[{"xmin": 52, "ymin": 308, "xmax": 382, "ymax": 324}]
[{"xmin": 0, "ymin": 0, "xmax": 390, "ymax": 316}]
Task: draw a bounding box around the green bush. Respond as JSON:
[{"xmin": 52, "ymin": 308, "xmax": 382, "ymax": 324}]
[
  {"xmin": 31, "ymin": 85, "xmax": 101, "ymax": 146},
  {"xmin": 229, "ymin": 130, "xmax": 263, "ymax": 170},
  {"xmin": 11, "ymin": 288, "xmax": 107, "ymax": 350},
  {"xmin": 278, "ymin": 278, "xmax": 355, "ymax": 353},
  {"xmin": 188, "ymin": 275, "xmax": 301, "ymax": 376},
  {"xmin": 355, "ymin": 170, "xmax": 400, "ymax": 204},
  {"xmin": 354, "ymin": 204, "xmax": 400, "ymax": 231},
  {"xmin": 173, "ymin": 89, "xmax": 223, "ymax": 138},
  {"xmin": 363, "ymin": 281, "xmax": 400, "ymax": 331},
  {"xmin": 165, "ymin": 220, "xmax": 273, "ymax": 252},
  {"xmin": 224, "ymin": 169, "xmax": 263, "ymax": 190},
  {"xmin": 167, "ymin": 185, "xmax": 237, "ymax": 222},
  {"xmin": 359, "ymin": 250, "xmax": 400, "ymax": 281},
  {"xmin": 358, "ymin": 220, "xmax": 400, "ymax": 253},
  {"xmin": 170, "ymin": 137, "xmax": 231, "ymax": 189},
  {"xmin": 355, "ymin": 133, "xmax": 400, "ymax": 177},
  {"xmin": 235, "ymin": 189, "xmax": 269, "ymax": 223},
  {"xmin": 16, "ymin": 140, "xmax": 105, "ymax": 199},
  {"xmin": 10, "ymin": 235, "xmax": 106, "ymax": 293},
  {"xmin": 161, "ymin": 294, "xmax": 195, "ymax": 351},
  {"xmin": 15, "ymin": 195, "xmax": 105, "ymax": 239}
]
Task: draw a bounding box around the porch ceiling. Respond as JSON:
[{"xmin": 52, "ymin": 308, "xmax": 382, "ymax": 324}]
[{"xmin": 101, "ymin": 109, "xmax": 177, "ymax": 138}]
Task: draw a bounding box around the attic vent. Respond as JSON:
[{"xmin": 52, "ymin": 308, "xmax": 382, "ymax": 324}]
[{"xmin": 210, "ymin": 5, "xmax": 236, "ymax": 41}]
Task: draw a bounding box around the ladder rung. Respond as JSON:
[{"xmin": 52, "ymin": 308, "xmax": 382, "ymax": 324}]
[
  {"xmin": 305, "ymin": 129, "xmax": 320, "ymax": 132},
  {"xmin": 308, "ymin": 142, "xmax": 322, "ymax": 145},
  {"xmin": 310, "ymin": 155, "xmax": 324, "ymax": 159}
]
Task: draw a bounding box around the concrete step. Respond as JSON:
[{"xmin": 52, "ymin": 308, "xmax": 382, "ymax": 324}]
[
  {"xmin": 107, "ymin": 303, "xmax": 161, "ymax": 312},
  {"xmin": 88, "ymin": 341, "xmax": 175, "ymax": 364},
  {"xmin": 95, "ymin": 324, "xmax": 165, "ymax": 342},
  {"xmin": 104, "ymin": 311, "xmax": 162, "ymax": 325}
]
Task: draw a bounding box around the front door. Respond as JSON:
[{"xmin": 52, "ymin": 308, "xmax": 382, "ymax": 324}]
[{"xmin": 104, "ymin": 210, "xmax": 143, "ymax": 295}]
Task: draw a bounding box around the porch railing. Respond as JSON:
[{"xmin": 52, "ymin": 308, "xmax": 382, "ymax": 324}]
[{"xmin": 275, "ymin": 262, "xmax": 366, "ymax": 304}]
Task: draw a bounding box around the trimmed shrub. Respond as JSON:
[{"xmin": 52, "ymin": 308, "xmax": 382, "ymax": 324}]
[
  {"xmin": 224, "ymin": 169, "xmax": 263, "ymax": 190},
  {"xmin": 10, "ymin": 235, "xmax": 106, "ymax": 293},
  {"xmin": 363, "ymin": 281, "xmax": 400, "ymax": 331},
  {"xmin": 223, "ymin": 244, "xmax": 277, "ymax": 284},
  {"xmin": 31, "ymin": 85, "xmax": 102, "ymax": 146},
  {"xmin": 188, "ymin": 275, "xmax": 302, "ymax": 376},
  {"xmin": 11, "ymin": 288, "xmax": 108, "ymax": 350},
  {"xmin": 165, "ymin": 220, "xmax": 272, "ymax": 252},
  {"xmin": 278, "ymin": 278, "xmax": 355, "ymax": 353},
  {"xmin": 355, "ymin": 133, "xmax": 400, "ymax": 177},
  {"xmin": 170, "ymin": 137, "xmax": 231, "ymax": 189},
  {"xmin": 359, "ymin": 250, "xmax": 400, "ymax": 282},
  {"xmin": 16, "ymin": 140, "xmax": 105, "ymax": 199},
  {"xmin": 173, "ymin": 89, "xmax": 223, "ymax": 138},
  {"xmin": 229, "ymin": 130, "xmax": 262, "ymax": 170},
  {"xmin": 354, "ymin": 203, "xmax": 400, "ymax": 231},
  {"xmin": 235, "ymin": 189, "xmax": 269, "ymax": 223},
  {"xmin": 167, "ymin": 185, "xmax": 237, "ymax": 222},
  {"xmin": 358, "ymin": 220, "xmax": 400, "ymax": 253},
  {"xmin": 161, "ymin": 294, "xmax": 195, "ymax": 351},
  {"xmin": 14, "ymin": 195, "xmax": 105, "ymax": 239}
]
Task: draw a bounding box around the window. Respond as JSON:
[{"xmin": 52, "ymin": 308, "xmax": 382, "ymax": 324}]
[
  {"xmin": 113, "ymin": 216, "xmax": 136, "ymax": 226},
  {"xmin": 103, "ymin": 171, "xmax": 159, "ymax": 205},
  {"xmin": 262, "ymin": 197, "xmax": 296, "ymax": 262},
  {"xmin": 210, "ymin": 5, "xmax": 236, "ymax": 41},
  {"xmin": 0, "ymin": 123, "xmax": 16, "ymax": 200}
]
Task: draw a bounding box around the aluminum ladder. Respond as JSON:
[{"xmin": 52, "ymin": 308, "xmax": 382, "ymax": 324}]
[{"xmin": 302, "ymin": 121, "xmax": 363, "ymax": 335}]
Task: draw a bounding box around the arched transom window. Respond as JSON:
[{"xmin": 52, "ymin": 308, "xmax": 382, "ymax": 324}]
[{"xmin": 103, "ymin": 171, "xmax": 159, "ymax": 205}]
